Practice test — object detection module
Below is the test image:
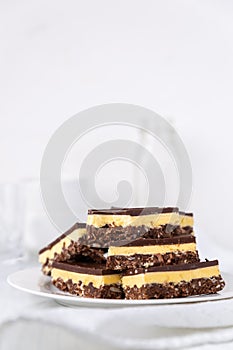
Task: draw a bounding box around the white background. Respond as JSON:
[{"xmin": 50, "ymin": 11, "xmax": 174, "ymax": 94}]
[{"xmin": 1, "ymin": 0, "xmax": 233, "ymax": 256}]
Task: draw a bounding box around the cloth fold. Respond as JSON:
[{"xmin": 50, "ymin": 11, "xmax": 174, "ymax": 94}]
[{"xmin": 2, "ymin": 303, "xmax": 233, "ymax": 350}]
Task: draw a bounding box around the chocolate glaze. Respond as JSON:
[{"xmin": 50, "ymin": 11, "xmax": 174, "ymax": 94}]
[
  {"xmin": 88, "ymin": 207, "xmax": 179, "ymax": 216},
  {"xmin": 39, "ymin": 223, "xmax": 86, "ymax": 254},
  {"xmin": 111, "ymin": 235, "xmax": 196, "ymax": 247},
  {"xmin": 123, "ymin": 260, "xmax": 219, "ymax": 276},
  {"xmin": 179, "ymin": 211, "xmax": 193, "ymax": 217},
  {"xmin": 52, "ymin": 261, "xmax": 120, "ymax": 275}
]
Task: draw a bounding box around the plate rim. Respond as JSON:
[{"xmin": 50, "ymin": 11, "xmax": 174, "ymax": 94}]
[{"xmin": 7, "ymin": 266, "xmax": 233, "ymax": 307}]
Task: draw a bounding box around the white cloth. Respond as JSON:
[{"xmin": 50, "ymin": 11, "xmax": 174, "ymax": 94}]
[{"xmin": 1, "ymin": 258, "xmax": 233, "ymax": 350}]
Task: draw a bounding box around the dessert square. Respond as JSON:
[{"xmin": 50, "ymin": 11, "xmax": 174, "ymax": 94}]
[
  {"xmin": 85, "ymin": 207, "xmax": 190, "ymax": 248},
  {"xmin": 51, "ymin": 261, "xmax": 123, "ymax": 299},
  {"xmin": 122, "ymin": 260, "xmax": 225, "ymax": 300},
  {"xmin": 39, "ymin": 223, "xmax": 107, "ymax": 275},
  {"xmin": 39, "ymin": 223, "xmax": 86, "ymax": 275},
  {"xmin": 106, "ymin": 235, "xmax": 199, "ymax": 271}
]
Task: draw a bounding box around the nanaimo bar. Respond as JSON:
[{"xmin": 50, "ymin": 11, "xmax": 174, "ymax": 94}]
[
  {"xmin": 51, "ymin": 261, "xmax": 123, "ymax": 299},
  {"xmin": 86, "ymin": 207, "xmax": 186, "ymax": 247},
  {"xmin": 122, "ymin": 260, "xmax": 225, "ymax": 300},
  {"xmin": 39, "ymin": 223, "xmax": 106, "ymax": 275},
  {"xmin": 106, "ymin": 235, "xmax": 199, "ymax": 271}
]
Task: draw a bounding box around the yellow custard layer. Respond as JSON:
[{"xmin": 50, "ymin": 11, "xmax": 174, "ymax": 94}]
[
  {"xmin": 122, "ymin": 265, "xmax": 220, "ymax": 288},
  {"xmin": 39, "ymin": 228, "xmax": 86, "ymax": 265},
  {"xmin": 108, "ymin": 243, "xmax": 196, "ymax": 256},
  {"xmin": 180, "ymin": 215, "xmax": 193, "ymax": 227},
  {"xmin": 87, "ymin": 213, "xmax": 180, "ymax": 228},
  {"xmin": 51, "ymin": 268, "xmax": 121, "ymax": 288}
]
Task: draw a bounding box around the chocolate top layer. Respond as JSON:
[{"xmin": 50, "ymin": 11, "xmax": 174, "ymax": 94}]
[
  {"xmin": 39, "ymin": 223, "xmax": 86, "ymax": 255},
  {"xmin": 123, "ymin": 260, "xmax": 219, "ymax": 276},
  {"xmin": 88, "ymin": 207, "xmax": 179, "ymax": 216},
  {"xmin": 179, "ymin": 211, "xmax": 193, "ymax": 217},
  {"xmin": 52, "ymin": 261, "xmax": 119, "ymax": 276},
  {"xmin": 111, "ymin": 235, "xmax": 196, "ymax": 247}
]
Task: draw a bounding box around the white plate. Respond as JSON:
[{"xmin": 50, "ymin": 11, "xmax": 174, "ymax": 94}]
[{"xmin": 7, "ymin": 267, "xmax": 233, "ymax": 308}]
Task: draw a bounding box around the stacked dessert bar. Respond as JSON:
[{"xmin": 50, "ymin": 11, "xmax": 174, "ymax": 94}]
[
  {"xmin": 38, "ymin": 223, "xmax": 106, "ymax": 276},
  {"xmin": 39, "ymin": 207, "xmax": 225, "ymax": 299}
]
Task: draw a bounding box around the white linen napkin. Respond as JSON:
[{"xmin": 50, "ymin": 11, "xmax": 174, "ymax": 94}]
[{"xmin": 2, "ymin": 297, "xmax": 233, "ymax": 350}]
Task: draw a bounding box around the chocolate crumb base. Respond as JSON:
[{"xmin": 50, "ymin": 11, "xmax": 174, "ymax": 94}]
[
  {"xmin": 52, "ymin": 278, "xmax": 124, "ymax": 299},
  {"xmin": 84, "ymin": 225, "xmax": 193, "ymax": 248},
  {"xmin": 106, "ymin": 251, "xmax": 200, "ymax": 271},
  {"xmin": 41, "ymin": 259, "xmax": 52, "ymax": 276},
  {"xmin": 53, "ymin": 241, "xmax": 107, "ymax": 264},
  {"xmin": 116, "ymin": 235, "xmax": 195, "ymax": 247},
  {"xmin": 40, "ymin": 242, "xmax": 106, "ymax": 275},
  {"xmin": 123, "ymin": 275, "xmax": 225, "ymax": 300}
]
